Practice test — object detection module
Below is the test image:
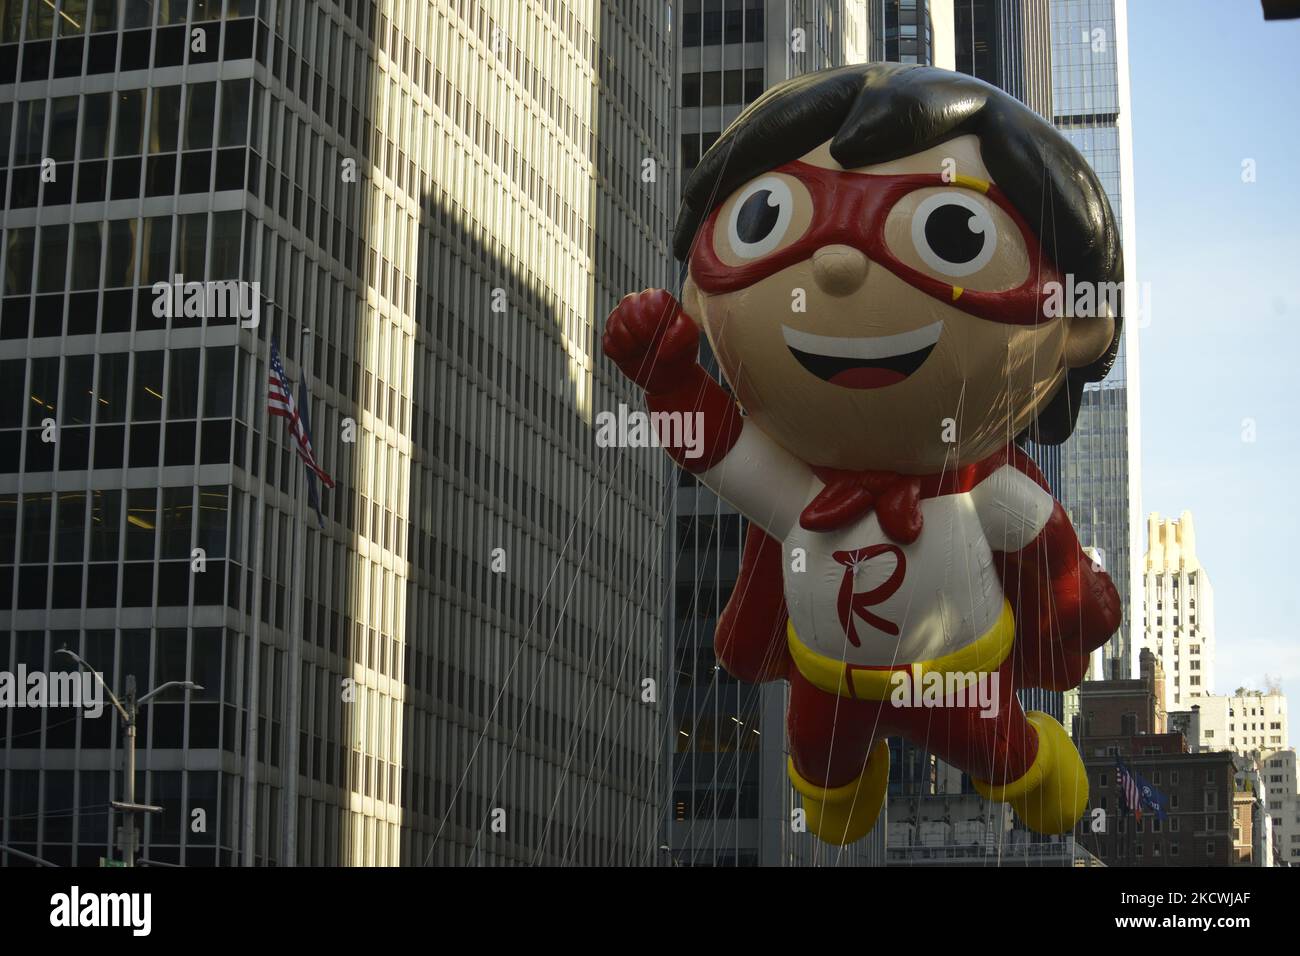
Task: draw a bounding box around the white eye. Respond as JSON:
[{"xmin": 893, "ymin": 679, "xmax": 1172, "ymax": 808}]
[
  {"xmin": 726, "ymin": 176, "xmax": 795, "ymax": 259},
  {"xmin": 911, "ymin": 191, "xmax": 998, "ymax": 277}
]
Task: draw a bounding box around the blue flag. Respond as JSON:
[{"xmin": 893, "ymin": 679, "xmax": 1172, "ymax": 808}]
[
  {"xmin": 1134, "ymin": 768, "xmax": 1170, "ymax": 822},
  {"xmin": 1117, "ymin": 757, "xmax": 1169, "ymax": 822},
  {"xmin": 297, "ymin": 377, "xmax": 327, "ymax": 528}
]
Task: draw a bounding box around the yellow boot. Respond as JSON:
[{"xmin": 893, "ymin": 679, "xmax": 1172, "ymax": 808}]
[
  {"xmin": 788, "ymin": 739, "xmax": 890, "ymax": 845},
  {"xmin": 972, "ymin": 711, "xmax": 1088, "ymax": 835}
]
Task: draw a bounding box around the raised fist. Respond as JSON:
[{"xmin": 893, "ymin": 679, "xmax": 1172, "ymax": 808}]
[{"xmin": 602, "ymin": 289, "xmax": 701, "ymax": 394}]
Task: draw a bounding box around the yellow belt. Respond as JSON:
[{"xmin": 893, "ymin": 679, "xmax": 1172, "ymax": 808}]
[{"xmin": 786, "ymin": 600, "xmax": 1015, "ymax": 701}]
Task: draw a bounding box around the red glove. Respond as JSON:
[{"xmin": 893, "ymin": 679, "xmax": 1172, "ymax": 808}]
[
  {"xmin": 601, "ymin": 288, "xmax": 743, "ymax": 472},
  {"xmin": 602, "ymin": 289, "xmax": 704, "ymax": 395}
]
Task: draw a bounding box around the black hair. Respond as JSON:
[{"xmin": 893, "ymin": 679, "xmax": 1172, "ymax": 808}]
[{"xmin": 674, "ymin": 62, "xmax": 1122, "ymax": 445}]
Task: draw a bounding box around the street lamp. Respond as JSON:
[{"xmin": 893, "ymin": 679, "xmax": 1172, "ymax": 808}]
[{"xmin": 56, "ymin": 647, "xmax": 202, "ymax": 868}]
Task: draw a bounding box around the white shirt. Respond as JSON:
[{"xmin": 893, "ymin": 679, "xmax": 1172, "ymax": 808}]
[{"xmin": 699, "ymin": 423, "xmax": 1054, "ymax": 666}]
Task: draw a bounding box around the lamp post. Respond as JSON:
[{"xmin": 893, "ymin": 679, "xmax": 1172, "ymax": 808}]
[{"xmin": 56, "ymin": 647, "xmax": 202, "ymax": 867}]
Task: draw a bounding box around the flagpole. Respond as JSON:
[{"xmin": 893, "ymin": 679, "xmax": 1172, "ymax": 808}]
[
  {"xmin": 242, "ymin": 334, "xmax": 269, "ymax": 867},
  {"xmin": 281, "ymin": 327, "xmax": 311, "ymax": 866}
]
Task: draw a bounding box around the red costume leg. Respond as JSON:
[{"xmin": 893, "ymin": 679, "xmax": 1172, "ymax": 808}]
[
  {"xmin": 887, "ymin": 658, "xmax": 1087, "ymax": 834},
  {"xmin": 714, "ymin": 524, "xmax": 793, "ymax": 684},
  {"xmin": 786, "ymin": 667, "xmax": 891, "ymax": 844},
  {"xmin": 787, "ymin": 666, "xmax": 885, "ymax": 788},
  {"xmin": 886, "ymin": 658, "xmax": 1038, "ymax": 786}
]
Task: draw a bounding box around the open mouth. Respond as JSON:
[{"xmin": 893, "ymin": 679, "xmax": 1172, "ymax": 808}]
[{"xmin": 782, "ymin": 322, "xmax": 942, "ymax": 389}]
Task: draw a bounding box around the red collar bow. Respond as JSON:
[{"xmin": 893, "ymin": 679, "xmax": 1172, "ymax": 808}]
[{"xmin": 802, "ymin": 447, "xmax": 1023, "ymax": 542}]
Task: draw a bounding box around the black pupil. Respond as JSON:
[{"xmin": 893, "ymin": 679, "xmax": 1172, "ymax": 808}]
[
  {"xmin": 736, "ymin": 190, "xmax": 780, "ymax": 245},
  {"xmin": 924, "ymin": 203, "xmax": 987, "ymax": 263}
]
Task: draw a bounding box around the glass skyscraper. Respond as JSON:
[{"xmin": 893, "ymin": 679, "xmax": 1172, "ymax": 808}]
[
  {"xmin": 954, "ymin": 0, "xmax": 1053, "ymax": 118},
  {"xmin": 1049, "ymin": 0, "xmax": 1142, "ymax": 681},
  {"xmin": 871, "ymin": 0, "xmax": 935, "ymax": 64}
]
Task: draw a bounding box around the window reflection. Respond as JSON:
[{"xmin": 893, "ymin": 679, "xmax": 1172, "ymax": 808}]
[
  {"xmin": 131, "ymin": 351, "xmax": 164, "ymax": 422},
  {"xmin": 4, "ymin": 227, "xmax": 35, "ymax": 295},
  {"xmin": 161, "ymin": 486, "xmax": 193, "ymax": 559},
  {"xmin": 143, "ymin": 216, "xmax": 172, "ymax": 284},
  {"xmin": 179, "ymin": 213, "xmax": 207, "ymax": 278},
  {"xmin": 122, "ymin": 0, "xmax": 151, "ymax": 29},
  {"xmin": 96, "ymin": 352, "xmax": 128, "ymax": 423},
  {"xmin": 62, "ymin": 354, "xmax": 94, "ymax": 425},
  {"xmin": 149, "ymin": 85, "xmax": 181, "ymax": 153},
  {"xmin": 56, "ymin": 0, "xmax": 87, "ymax": 35},
  {"xmin": 56, "ymin": 492, "xmax": 87, "ymax": 562},
  {"xmin": 0, "ymin": 492, "xmax": 16, "ymax": 563},
  {"xmin": 15, "ymin": 100, "xmax": 44, "ymax": 164},
  {"xmin": 1, "ymin": 1, "xmax": 22, "ymax": 42},
  {"xmin": 28, "ymin": 356, "xmax": 58, "ymax": 425},
  {"xmin": 198, "ymin": 485, "xmax": 228, "ymax": 559},
  {"xmin": 192, "ymin": 0, "xmax": 222, "ymax": 21},
  {"xmin": 114, "ymin": 90, "xmax": 145, "ymax": 157},
  {"xmin": 203, "ymin": 347, "xmax": 235, "ymax": 417},
  {"xmin": 80, "ymin": 92, "xmax": 110, "ymax": 158},
  {"xmin": 0, "ymin": 359, "xmax": 21, "ymax": 428},
  {"xmin": 125, "ymin": 488, "xmax": 157, "ymax": 561},
  {"xmin": 49, "ymin": 96, "xmax": 79, "ymax": 161},
  {"xmin": 72, "ymin": 223, "xmax": 103, "ymax": 290},
  {"xmin": 167, "ymin": 348, "xmax": 200, "ymax": 420},
  {"xmin": 105, "ymin": 219, "xmax": 138, "ymax": 288},
  {"xmin": 90, "ymin": 0, "xmax": 117, "ymax": 33},
  {"xmin": 21, "ymin": 493, "xmax": 52, "ymax": 563},
  {"xmin": 674, "ymin": 712, "xmax": 761, "ymax": 753},
  {"xmin": 26, "ymin": 0, "xmax": 55, "ymax": 39},
  {"xmin": 37, "ymin": 225, "xmax": 69, "ymax": 293},
  {"xmin": 158, "ymin": 0, "xmax": 188, "ymax": 25},
  {"xmin": 89, "ymin": 489, "xmax": 121, "ymax": 561},
  {"xmin": 208, "ymin": 211, "xmax": 240, "ymax": 279},
  {"xmin": 219, "ymin": 78, "xmax": 250, "ymax": 147},
  {"xmin": 186, "ymin": 82, "xmax": 216, "ymax": 150},
  {"xmin": 0, "ymin": 103, "xmax": 10, "ymax": 167}
]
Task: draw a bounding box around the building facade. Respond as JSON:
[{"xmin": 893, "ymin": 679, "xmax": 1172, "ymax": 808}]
[
  {"xmin": 2, "ymin": 0, "xmax": 672, "ymax": 867},
  {"xmin": 1049, "ymin": 0, "xmax": 1142, "ymax": 681},
  {"xmin": 1142, "ymin": 510, "xmax": 1215, "ymax": 712},
  {"xmin": 1176, "ymin": 690, "xmax": 1287, "ymax": 757},
  {"xmin": 954, "ymin": 0, "xmax": 1052, "ymax": 116},
  {"xmin": 1227, "ymin": 755, "xmax": 1272, "ymax": 867},
  {"xmin": 885, "ymin": 792, "xmax": 1102, "ymax": 865},
  {"xmin": 1072, "ymin": 652, "xmax": 1239, "ymax": 866},
  {"xmin": 1170, "ymin": 700, "xmax": 1284, "ymax": 863},
  {"xmin": 1261, "ymin": 749, "xmax": 1299, "ymax": 865},
  {"xmin": 870, "ymin": 0, "xmax": 942, "ymax": 65}
]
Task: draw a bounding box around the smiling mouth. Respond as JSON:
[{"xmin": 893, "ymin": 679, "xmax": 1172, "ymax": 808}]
[{"xmin": 782, "ymin": 322, "xmax": 943, "ymax": 389}]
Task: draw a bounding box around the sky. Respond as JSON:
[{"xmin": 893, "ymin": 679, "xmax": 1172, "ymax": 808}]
[{"xmin": 1126, "ymin": 1, "xmax": 1300, "ymax": 709}]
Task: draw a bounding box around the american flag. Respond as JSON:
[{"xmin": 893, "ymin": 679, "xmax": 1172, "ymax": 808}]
[
  {"xmin": 268, "ymin": 338, "xmax": 335, "ymax": 490},
  {"xmin": 1116, "ymin": 758, "xmax": 1143, "ymax": 823}
]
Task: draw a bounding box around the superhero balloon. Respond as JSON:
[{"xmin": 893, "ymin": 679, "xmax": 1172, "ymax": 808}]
[{"xmin": 604, "ymin": 64, "xmax": 1122, "ymax": 845}]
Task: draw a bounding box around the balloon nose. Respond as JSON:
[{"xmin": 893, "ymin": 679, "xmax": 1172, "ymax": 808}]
[{"xmin": 811, "ymin": 245, "xmax": 869, "ymax": 296}]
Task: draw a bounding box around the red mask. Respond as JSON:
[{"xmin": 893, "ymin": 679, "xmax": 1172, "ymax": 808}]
[{"xmin": 689, "ymin": 160, "xmax": 1063, "ymax": 326}]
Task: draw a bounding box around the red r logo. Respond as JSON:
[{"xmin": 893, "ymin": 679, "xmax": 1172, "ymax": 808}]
[{"xmin": 832, "ymin": 545, "xmax": 906, "ymax": 646}]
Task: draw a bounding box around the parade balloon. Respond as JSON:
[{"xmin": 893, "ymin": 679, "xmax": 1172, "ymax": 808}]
[{"xmin": 603, "ymin": 63, "xmax": 1122, "ymax": 844}]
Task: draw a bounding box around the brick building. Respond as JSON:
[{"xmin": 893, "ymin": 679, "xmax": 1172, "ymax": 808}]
[{"xmin": 1072, "ymin": 650, "xmax": 1241, "ymax": 865}]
